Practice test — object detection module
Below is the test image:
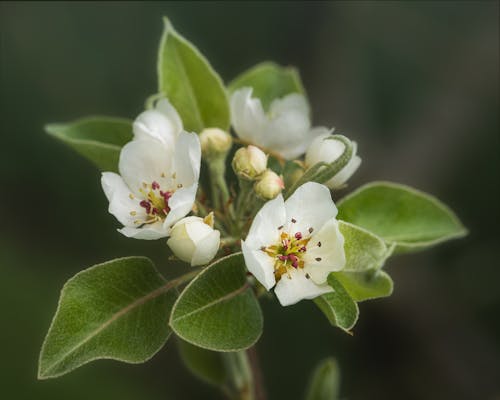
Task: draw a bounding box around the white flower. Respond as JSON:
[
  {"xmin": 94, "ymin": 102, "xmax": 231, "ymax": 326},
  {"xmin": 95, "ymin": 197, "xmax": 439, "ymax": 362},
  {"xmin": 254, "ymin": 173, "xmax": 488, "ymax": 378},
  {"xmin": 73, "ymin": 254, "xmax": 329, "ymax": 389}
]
[
  {"xmin": 232, "ymin": 145, "xmax": 268, "ymax": 180},
  {"xmin": 167, "ymin": 213, "xmax": 220, "ymax": 266},
  {"xmin": 305, "ymin": 129, "xmax": 361, "ymax": 189},
  {"xmin": 230, "ymin": 87, "xmax": 321, "ymax": 160},
  {"xmin": 101, "ymin": 99, "xmax": 201, "ymax": 240},
  {"xmin": 242, "ymin": 182, "xmax": 346, "ymax": 306}
]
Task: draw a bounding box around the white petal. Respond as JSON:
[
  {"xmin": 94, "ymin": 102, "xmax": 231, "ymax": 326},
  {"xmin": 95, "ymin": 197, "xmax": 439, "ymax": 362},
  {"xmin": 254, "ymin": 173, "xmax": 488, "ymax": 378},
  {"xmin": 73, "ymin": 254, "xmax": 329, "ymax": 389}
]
[
  {"xmin": 155, "ymin": 98, "xmax": 183, "ymax": 134},
  {"xmin": 274, "ymin": 268, "xmax": 332, "ymax": 306},
  {"xmin": 268, "ymin": 93, "xmax": 309, "ymax": 118},
  {"xmin": 119, "ymin": 222, "xmax": 168, "ymax": 240},
  {"xmin": 305, "ymin": 130, "xmax": 333, "ymax": 166},
  {"xmin": 326, "ymin": 143, "xmax": 361, "ymax": 188},
  {"xmin": 118, "ymin": 139, "xmax": 172, "ymax": 194},
  {"xmin": 230, "ymin": 87, "xmax": 266, "ymax": 144},
  {"xmin": 172, "ymin": 131, "xmax": 201, "ymax": 187},
  {"xmin": 262, "ymin": 93, "xmax": 311, "ymax": 159},
  {"xmin": 101, "ymin": 172, "xmax": 146, "ymax": 226},
  {"xmin": 241, "ymin": 240, "xmax": 276, "ymax": 290},
  {"xmin": 133, "ymin": 108, "xmax": 179, "ymax": 149},
  {"xmin": 284, "ymin": 182, "xmax": 337, "ymax": 234},
  {"xmin": 244, "ymin": 194, "xmax": 286, "ymax": 250},
  {"xmin": 162, "ymin": 183, "xmax": 198, "ymax": 230},
  {"xmin": 303, "ymin": 218, "xmax": 346, "ymax": 284},
  {"xmin": 191, "ymin": 230, "xmax": 220, "ymax": 266},
  {"xmin": 167, "ymin": 223, "xmax": 196, "ymax": 263}
]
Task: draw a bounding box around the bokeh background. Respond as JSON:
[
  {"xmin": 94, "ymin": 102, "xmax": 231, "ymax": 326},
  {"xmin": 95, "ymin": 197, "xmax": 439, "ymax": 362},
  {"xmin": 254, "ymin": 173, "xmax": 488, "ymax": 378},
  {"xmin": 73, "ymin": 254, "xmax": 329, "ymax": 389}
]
[{"xmin": 1, "ymin": 1, "xmax": 499, "ymax": 399}]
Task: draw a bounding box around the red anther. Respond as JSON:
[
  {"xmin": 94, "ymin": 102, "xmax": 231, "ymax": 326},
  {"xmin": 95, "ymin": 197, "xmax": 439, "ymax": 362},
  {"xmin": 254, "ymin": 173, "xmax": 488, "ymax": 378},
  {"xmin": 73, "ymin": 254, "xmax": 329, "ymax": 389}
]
[
  {"xmin": 163, "ymin": 191, "xmax": 172, "ymax": 203},
  {"xmin": 292, "ymin": 261, "xmax": 298, "ymax": 268},
  {"xmin": 299, "ymin": 246, "xmax": 307, "ymax": 252},
  {"xmin": 140, "ymin": 200, "xmax": 151, "ymax": 213},
  {"xmin": 289, "ymin": 254, "xmax": 298, "ymax": 263},
  {"xmin": 294, "ymin": 232, "xmax": 302, "ymax": 240},
  {"xmin": 152, "ymin": 208, "xmax": 159, "ymax": 215},
  {"xmin": 152, "ymin": 181, "xmax": 160, "ymax": 190},
  {"xmin": 278, "ymin": 255, "xmax": 288, "ymax": 261}
]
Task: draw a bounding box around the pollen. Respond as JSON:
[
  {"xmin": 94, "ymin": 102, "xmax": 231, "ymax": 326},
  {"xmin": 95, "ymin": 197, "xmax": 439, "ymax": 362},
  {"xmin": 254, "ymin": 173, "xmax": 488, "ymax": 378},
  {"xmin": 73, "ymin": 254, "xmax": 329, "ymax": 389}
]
[{"xmin": 264, "ymin": 229, "xmax": 312, "ymax": 281}]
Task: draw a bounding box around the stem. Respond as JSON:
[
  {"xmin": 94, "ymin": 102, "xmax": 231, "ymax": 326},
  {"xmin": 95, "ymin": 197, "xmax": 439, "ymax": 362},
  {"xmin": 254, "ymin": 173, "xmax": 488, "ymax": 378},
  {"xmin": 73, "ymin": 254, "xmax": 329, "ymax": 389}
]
[
  {"xmin": 235, "ymin": 178, "xmax": 254, "ymax": 222},
  {"xmin": 208, "ymin": 157, "xmax": 230, "ymax": 210},
  {"xmin": 222, "ymin": 348, "xmax": 266, "ymax": 400},
  {"xmin": 223, "ymin": 351, "xmax": 254, "ymax": 400}
]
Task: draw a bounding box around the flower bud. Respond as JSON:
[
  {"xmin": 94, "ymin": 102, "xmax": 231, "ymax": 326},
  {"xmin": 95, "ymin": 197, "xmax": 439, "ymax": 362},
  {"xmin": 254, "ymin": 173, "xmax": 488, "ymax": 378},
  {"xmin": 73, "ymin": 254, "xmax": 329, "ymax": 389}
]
[
  {"xmin": 254, "ymin": 169, "xmax": 285, "ymax": 200},
  {"xmin": 167, "ymin": 213, "xmax": 220, "ymax": 266},
  {"xmin": 232, "ymin": 145, "xmax": 268, "ymax": 180},
  {"xmin": 199, "ymin": 128, "xmax": 233, "ymax": 160},
  {"xmin": 305, "ymin": 132, "xmax": 361, "ymax": 189}
]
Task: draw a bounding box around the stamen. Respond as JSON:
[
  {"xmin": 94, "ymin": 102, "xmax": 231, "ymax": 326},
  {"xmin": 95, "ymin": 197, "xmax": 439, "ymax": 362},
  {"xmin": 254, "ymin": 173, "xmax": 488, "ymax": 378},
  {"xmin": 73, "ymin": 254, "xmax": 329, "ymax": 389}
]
[
  {"xmin": 161, "ymin": 172, "xmax": 166, "ymax": 178},
  {"xmin": 315, "ymin": 257, "xmax": 322, "ymax": 262},
  {"xmin": 142, "ymin": 182, "xmax": 147, "ymax": 188},
  {"xmin": 305, "ymin": 273, "xmax": 310, "ymax": 279},
  {"xmin": 152, "ymin": 181, "xmax": 160, "ymax": 190},
  {"xmin": 291, "ymin": 218, "xmax": 296, "ymax": 223},
  {"xmin": 177, "ymin": 183, "xmax": 183, "ymax": 188},
  {"xmin": 130, "ymin": 211, "xmax": 137, "ymax": 216},
  {"xmin": 172, "ymin": 172, "xmax": 177, "ymax": 179},
  {"xmin": 129, "ymin": 193, "xmax": 135, "ymax": 200},
  {"xmin": 308, "ymin": 227, "xmax": 314, "ymax": 234},
  {"xmin": 299, "ymin": 246, "xmax": 307, "ymax": 252},
  {"xmin": 277, "ymin": 225, "xmax": 283, "ymax": 230},
  {"xmin": 294, "ymin": 232, "xmax": 302, "ymax": 240},
  {"xmin": 278, "ymin": 255, "xmax": 288, "ymax": 261},
  {"xmin": 260, "ymin": 246, "xmax": 266, "ymax": 252},
  {"xmin": 317, "ymin": 241, "xmax": 322, "ymax": 247},
  {"xmin": 292, "ymin": 261, "xmax": 298, "ymax": 268}
]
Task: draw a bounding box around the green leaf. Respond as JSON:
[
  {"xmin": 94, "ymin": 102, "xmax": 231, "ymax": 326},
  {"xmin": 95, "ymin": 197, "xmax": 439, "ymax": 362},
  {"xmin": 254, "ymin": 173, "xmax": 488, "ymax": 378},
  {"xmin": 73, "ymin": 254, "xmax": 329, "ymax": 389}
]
[
  {"xmin": 45, "ymin": 116, "xmax": 132, "ymax": 172},
  {"xmin": 332, "ymin": 270, "xmax": 393, "ymax": 302},
  {"xmin": 177, "ymin": 338, "xmax": 227, "ymax": 386},
  {"xmin": 339, "ymin": 221, "xmax": 389, "ymax": 272},
  {"xmin": 38, "ymin": 257, "xmax": 177, "ymax": 379},
  {"xmin": 333, "ymin": 221, "xmax": 394, "ymax": 301},
  {"xmin": 314, "ymin": 275, "xmax": 359, "ymax": 332},
  {"xmin": 157, "ymin": 17, "xmax": 230, "ymax": 132},
  {"xmin": 228, "ymin": 62, "xmax": 306, "ymax": 111},
  {"xmin": 170, "ymin": 253, "xmax": 263, "ymax": 351},
  {"xmin": 305, "ymin": 358, "xmax": 341, "ymax": 400},
  {"xmin": 338, "ymin": 181, "xmax": 467, "ymax": 253}
]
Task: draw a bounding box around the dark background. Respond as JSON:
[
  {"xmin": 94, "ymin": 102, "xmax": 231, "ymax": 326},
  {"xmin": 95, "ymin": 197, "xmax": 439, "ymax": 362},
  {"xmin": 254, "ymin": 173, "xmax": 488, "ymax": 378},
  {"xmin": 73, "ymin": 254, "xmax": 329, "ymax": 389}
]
[{"xmin": 1, "ymin": 1, "xmax": 499, "ymax": 399}]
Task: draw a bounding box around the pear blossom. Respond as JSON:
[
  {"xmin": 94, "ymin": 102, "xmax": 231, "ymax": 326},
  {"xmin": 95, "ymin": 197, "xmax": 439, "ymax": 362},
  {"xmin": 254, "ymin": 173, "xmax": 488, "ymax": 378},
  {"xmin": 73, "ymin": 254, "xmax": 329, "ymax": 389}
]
[
  {"xmin": 242, "ymin": 182, "xmax": 346, "ymax": 306},
  {"xmin": 101, "ymin": 99, "xmax": 201, "ymax": 239},
  {"xmin": 167, "ymin": 213, "xmax": 220, "ymax": 266},
  {"xmin": 305, "ymin": 129, "xmax": 361, "ymax": 189},
  {"xmin": 230, "ymin": 87, "xmax": 321, "ymax": 160}
]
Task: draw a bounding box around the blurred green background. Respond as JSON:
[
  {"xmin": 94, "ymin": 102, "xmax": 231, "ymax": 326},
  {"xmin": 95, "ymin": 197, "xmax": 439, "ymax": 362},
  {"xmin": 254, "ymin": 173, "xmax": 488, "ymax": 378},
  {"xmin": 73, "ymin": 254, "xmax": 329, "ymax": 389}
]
[{"xmin": 1, "ymin": 1, "xmax": 498, "ymax": 399}]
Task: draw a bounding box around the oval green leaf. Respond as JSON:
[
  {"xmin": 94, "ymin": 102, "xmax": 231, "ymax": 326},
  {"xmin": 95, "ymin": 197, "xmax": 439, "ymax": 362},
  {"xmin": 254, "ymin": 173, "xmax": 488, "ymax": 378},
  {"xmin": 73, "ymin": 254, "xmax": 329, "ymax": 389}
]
[
  {"xmin": 339, "ymin": 221, "xmax": 389, "ymax": 272},
  {"xmin": 314, "ymin": 275, "xmax": 359, "ymax": 332},
  {"xmin": 170, "ymin": 253, "xmax": 263, "ymax": 351},
  {"xmin": 332, "ymin": 270, "xmax": 393, "ymax": 302},
  {"xmin": 38, "ymin": 257, "xmax": 176, "ymax": 379},
  {"xmin": 337, "ymin": 181, "xmax": 467, "ymax": 253},
  {"xmin": 45, "ymin": 116, "xmax": 132, "ymax": 172},
  {"xmin": 305, "ymin": 358, "xmax": 341, "ymax": 400},
  {"xmin": 228, "ymin": 62, "xmax": 306, "ymax": 111},
  {"xmin": 157, "ymin": 17, "xmax": 230, "ymax": 133}
]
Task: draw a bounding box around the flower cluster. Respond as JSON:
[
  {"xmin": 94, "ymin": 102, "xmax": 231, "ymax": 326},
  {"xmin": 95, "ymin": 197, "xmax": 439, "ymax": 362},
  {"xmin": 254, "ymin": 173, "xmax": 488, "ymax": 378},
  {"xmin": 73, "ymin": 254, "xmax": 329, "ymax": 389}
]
[{"xmin": 102, "ymin": 88, "xmax": 361, "ymax": 305}]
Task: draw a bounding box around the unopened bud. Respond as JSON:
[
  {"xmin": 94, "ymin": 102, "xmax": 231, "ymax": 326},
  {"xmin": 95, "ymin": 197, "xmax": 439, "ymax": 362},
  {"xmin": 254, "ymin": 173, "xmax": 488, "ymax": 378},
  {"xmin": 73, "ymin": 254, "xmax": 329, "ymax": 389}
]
[
  {"xmin": 254, "ymin": 169, "xmax": 284, "ymax": 200},
  {"xmin": 200, "ymin": 128, "xmax": 232, "ymax": 160},
  {"xmin": 232, "ymin": 145, "xmax": 267, "ymax": 180},
  {"xmin": 305, "ymin": 132, "xmax": 361, "ymax": 189},
  {"xmin": 167, "ymin": 213, "xmax": 220, "ymax": 266}
]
